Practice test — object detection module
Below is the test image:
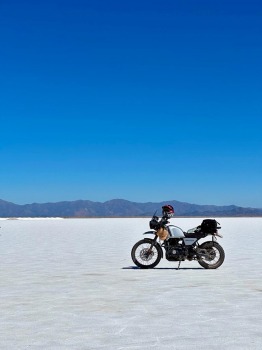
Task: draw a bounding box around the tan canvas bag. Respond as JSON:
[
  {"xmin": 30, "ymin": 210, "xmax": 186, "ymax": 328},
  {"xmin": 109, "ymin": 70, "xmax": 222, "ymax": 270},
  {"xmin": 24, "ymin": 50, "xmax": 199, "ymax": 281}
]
[{"xmin": 156, "ymin": 227, "xmax": 169, "ymax": 241}]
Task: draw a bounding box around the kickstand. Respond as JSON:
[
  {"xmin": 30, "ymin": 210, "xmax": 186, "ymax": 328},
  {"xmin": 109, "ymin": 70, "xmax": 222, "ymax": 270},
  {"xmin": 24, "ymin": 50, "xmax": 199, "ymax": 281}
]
[{"xmin": 177, "ymin": 260, "xmax": 181, "ymax": 270}]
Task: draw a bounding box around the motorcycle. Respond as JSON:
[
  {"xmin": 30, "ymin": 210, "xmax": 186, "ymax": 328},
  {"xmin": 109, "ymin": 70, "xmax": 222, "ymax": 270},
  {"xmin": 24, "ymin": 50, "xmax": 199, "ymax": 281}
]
[{"xmin": 131, "ymin": 212, "xmax": 225, "ymax": 269}]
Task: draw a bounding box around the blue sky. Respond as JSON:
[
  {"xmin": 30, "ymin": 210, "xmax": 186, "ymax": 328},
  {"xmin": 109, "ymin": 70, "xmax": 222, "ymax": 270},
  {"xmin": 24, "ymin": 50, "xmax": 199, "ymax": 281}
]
[{"xmin": 1, "ymin": 0, "xmax": 262, "ymax": 207}]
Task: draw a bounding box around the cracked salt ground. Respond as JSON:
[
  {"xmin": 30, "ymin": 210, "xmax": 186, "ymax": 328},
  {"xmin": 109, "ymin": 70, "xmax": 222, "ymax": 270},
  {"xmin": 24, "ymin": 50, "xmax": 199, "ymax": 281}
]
[{"xmin": 0, "ymin": 218, "xmax": 262, "ymax": 349}]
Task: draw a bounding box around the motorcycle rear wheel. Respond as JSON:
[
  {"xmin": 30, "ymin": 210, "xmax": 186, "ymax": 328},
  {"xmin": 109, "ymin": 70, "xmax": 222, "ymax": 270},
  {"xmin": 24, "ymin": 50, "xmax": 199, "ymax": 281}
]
[
  {"xmin": 197, "ymin": 241, "xmax": 225, "ymax": 269},
  {"xmin": 131, "ymin": 239, "xmax": 162, "ymax": 269}
]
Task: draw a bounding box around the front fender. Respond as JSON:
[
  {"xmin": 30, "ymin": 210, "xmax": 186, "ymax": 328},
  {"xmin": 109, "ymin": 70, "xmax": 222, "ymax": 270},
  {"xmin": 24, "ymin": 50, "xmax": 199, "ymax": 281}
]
[
  {"xmin": 142, "ymin": 237, "xmax": 163, "ymax": 259},
  {"xmin": 143, "ymin": 231, "xmax": 156, "ymax": 235}
]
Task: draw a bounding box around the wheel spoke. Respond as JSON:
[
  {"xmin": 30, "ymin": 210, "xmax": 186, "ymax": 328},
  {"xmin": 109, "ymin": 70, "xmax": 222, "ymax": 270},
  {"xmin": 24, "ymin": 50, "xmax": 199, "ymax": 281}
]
[
  {"xmin": 201, "ymin": 247, "xmax": 220, "ymax": 265},
  {"xmin": 135, "ymin": 243, "xmax": 158, "ymax": 265}
]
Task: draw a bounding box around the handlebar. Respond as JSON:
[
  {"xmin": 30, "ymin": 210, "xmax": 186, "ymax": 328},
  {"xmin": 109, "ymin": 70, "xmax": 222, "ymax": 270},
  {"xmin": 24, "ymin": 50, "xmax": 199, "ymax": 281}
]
[{"xmin": 160, "ymin": 217, "xmax": 169, "ymax": 226}]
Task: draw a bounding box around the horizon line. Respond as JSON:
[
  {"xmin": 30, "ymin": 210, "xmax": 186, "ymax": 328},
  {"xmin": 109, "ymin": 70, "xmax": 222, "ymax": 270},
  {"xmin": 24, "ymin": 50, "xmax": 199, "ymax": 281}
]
[{"xmin": 1, "ymin": 197, "xmax": 261, "ymax": 210}]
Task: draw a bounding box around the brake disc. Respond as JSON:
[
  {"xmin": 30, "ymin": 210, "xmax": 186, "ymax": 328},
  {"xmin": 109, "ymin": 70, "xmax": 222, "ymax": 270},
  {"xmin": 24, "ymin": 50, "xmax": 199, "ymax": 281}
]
[{"xmin": 140, "ymin": 248, "xmax": 154, "ymax": 261}]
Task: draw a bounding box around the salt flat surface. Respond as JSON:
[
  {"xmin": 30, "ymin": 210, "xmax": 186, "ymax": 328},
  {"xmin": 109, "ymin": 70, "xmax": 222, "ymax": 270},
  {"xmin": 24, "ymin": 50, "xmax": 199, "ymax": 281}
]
[{"xmin": 0, "ymin": 218, "xmax": 261, "ymax": 350}]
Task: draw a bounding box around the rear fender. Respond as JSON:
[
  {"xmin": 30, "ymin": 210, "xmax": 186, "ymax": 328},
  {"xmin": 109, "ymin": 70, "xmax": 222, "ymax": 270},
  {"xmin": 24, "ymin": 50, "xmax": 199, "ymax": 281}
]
[
  {"xmin": 142, "ymin": 237, "xmax": 163, "ymax": 259},
  {"xmin": 199, "ymin": 241, "xmax": 219, "ymax": 249}
]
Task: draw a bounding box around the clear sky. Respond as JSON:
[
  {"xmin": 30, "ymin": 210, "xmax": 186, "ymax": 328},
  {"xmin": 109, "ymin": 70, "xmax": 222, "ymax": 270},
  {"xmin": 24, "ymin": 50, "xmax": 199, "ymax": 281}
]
[{"xmin": 1, "ymin": 0, "xmax": 262, "ymax": 207}]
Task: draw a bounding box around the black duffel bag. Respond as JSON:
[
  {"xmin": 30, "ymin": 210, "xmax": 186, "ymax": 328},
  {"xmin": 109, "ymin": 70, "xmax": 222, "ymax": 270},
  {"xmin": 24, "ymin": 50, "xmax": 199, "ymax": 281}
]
[{"xmin": 200, "ymin": 219, "xmax": 219, "ymax": 233}]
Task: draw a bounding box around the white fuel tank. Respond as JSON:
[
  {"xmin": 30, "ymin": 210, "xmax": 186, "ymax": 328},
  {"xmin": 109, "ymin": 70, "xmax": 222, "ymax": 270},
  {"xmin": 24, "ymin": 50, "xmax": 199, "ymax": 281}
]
[{"xmin": 167, "ymin": 225, "xmax": 185, "ymax": 238}]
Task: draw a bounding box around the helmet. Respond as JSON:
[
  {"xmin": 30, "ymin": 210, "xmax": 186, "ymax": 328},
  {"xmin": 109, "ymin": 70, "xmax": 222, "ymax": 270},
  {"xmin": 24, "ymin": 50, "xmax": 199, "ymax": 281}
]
[{"xmin": 162, "ymin": 204, "xmax": 175, "ymax": 217}]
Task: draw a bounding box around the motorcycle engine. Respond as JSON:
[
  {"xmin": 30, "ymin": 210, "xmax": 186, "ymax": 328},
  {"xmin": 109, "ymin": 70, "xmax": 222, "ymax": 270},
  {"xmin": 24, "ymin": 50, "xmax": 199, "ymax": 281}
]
[{"xmin": 165, "ymin": 238, "xmax": 186, "ymax": 261}]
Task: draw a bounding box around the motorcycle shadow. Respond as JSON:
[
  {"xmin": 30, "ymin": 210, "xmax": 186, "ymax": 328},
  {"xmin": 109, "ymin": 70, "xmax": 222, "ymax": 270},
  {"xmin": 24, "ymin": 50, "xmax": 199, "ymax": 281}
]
[{"xmin": 122, "ymin": 266, "xmax": 203, "ymax": 270}]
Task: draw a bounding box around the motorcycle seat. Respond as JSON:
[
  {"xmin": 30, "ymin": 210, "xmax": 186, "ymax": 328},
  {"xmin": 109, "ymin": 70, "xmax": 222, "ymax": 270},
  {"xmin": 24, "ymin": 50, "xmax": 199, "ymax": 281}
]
[
  {"xmin": 184, "ymin": 231, "xmax": 197, "ymax": 238},
  {"xmin": 184, "ymin": 227, "xmax": 206, "ymax": 239}
]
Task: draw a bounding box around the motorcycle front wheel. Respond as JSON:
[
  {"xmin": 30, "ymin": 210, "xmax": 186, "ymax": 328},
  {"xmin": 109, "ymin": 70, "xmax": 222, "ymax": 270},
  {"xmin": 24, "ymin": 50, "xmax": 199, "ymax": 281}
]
[
  {"xmin": 197, "ymin": 241, "xmax": 225, "ymax": 269},
  {"xmin": 131, "ymin": 239, "xmax": 162, "ymax": 269}
]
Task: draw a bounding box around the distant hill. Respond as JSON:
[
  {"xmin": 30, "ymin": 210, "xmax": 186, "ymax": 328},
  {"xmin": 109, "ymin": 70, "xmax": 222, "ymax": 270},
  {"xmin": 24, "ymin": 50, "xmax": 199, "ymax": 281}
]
[{"xmin": 0, "ymin": 198, "xmax": 262, "ymax": 217}]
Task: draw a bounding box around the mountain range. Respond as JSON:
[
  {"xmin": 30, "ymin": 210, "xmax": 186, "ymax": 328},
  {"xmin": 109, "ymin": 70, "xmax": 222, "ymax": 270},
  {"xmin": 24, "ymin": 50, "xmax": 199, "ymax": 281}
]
[{"xmin": 0, "ymin": 198, "xmax": 262, "ymax": 217}]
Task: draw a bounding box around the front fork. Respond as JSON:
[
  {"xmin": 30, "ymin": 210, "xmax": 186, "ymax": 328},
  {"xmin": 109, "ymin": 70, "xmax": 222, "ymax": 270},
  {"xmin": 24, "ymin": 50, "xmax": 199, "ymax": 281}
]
[{"xmin": 148, "ymin": 235, "xmax": 158, "ymax": 253}]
